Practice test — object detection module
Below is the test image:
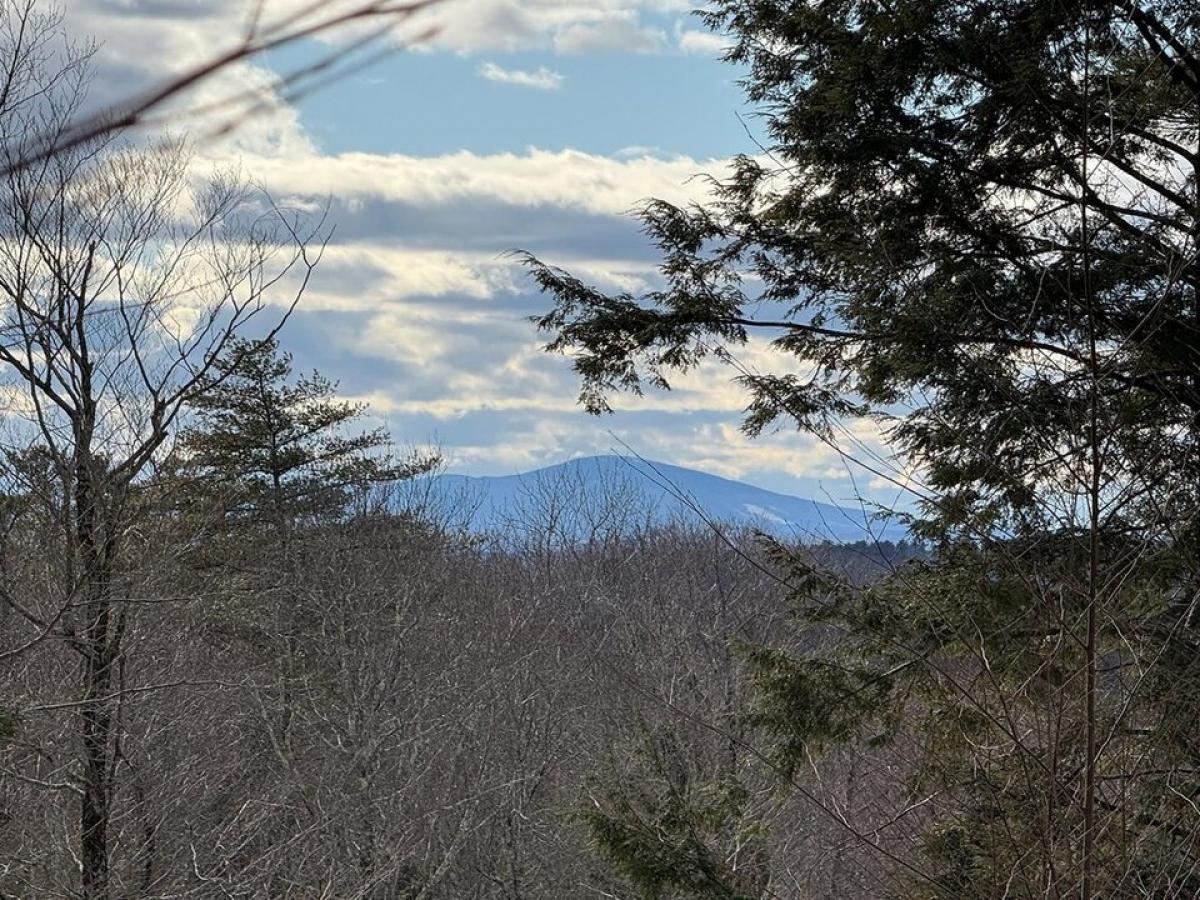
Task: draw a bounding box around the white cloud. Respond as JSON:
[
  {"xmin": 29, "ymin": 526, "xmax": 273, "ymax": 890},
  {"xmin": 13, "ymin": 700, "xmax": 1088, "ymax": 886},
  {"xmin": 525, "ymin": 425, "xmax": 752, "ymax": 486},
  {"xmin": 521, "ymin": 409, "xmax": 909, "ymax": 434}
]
[
  {"xmin": 239, "ymin": 147, "xmax": 732, "ymax": 217},
  {"xmin": 216, "ymin": 143, "xmax": 862, "ymax": 491},
  {"xmin": 54, "ymin": 1, "xmax": 694, "ymax": 165},
  {"xmin": 479, "ymin": 62, "xmax": 564, "ymax": 91},
  {"xmin": 553, "ymin": 15, "xmax": 668, "ymax": 55},
  {"xmin": 615, "ymin": 145, "xmax": 662, "ymax": 159},
  {"xmin": 677, "ymin": 29, "xmax": 730, "ymax": 56},
  {"xmin": 293, "ymin": 246, "xmax": 521, "ymax": 310},
  {"xmin": 47, "ymin": 2, "xmax": 904, "ymax": 502},
  {"xmin": 413, "ymin": 1, "xmax": 686, "ymax": 54},
  {"xmin": 60, "ymin": 1, "xmax": 319, "ymax": 159}
]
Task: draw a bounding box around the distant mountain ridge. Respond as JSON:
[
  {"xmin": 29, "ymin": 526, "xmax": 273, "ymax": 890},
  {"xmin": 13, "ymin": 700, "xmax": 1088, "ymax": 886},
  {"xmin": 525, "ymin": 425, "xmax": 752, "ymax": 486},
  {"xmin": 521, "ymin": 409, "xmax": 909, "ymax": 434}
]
[{"xmin": 415, "ymin": 455, "xmax": 902, "ymax": 544}]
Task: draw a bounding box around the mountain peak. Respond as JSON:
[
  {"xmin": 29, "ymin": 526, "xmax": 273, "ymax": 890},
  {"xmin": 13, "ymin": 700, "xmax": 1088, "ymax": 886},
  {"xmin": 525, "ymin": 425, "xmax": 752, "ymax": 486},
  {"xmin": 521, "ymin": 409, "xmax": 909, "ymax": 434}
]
[{"xmin": 415, "ymin": 454, "xmax": 902, "ymax": 544}]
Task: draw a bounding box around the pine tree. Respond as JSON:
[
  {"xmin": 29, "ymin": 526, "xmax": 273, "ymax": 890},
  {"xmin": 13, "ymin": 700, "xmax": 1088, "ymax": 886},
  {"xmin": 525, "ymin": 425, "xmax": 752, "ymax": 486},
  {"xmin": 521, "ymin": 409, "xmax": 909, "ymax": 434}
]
[
  {"xmin": 178, "ymin": 337, "xmax": 434, "ymax": 534},
  {"xmin": 174, "ymin": 337, "xmax": 437, "ymax": 798},
  {"xmin": 525, "ymin": 2, "xmax": 1200, "ymax": 895}
]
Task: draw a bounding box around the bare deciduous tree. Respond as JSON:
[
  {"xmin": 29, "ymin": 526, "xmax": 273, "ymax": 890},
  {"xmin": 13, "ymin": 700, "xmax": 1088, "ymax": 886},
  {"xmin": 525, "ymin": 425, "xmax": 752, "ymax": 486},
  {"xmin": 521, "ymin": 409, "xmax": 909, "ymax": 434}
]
[{"xmin": 0, "ymin": 29, "xmax": 319, "ymax": 893}]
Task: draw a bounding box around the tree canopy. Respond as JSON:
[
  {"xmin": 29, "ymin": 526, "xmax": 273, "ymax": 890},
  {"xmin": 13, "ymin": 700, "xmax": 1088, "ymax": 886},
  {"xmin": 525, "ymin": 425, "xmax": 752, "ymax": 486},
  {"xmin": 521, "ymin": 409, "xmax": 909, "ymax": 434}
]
[
  {"xmin": 179, "ymin": 337, "xmax": 435, "ymax": 533},
  {"xmin": 529, "ymin": 0, "xmax": 1198, "ymax": 540},
  {"xmin": 527, "ymin": 2, "xmax": 1200, "ymax": 896}
]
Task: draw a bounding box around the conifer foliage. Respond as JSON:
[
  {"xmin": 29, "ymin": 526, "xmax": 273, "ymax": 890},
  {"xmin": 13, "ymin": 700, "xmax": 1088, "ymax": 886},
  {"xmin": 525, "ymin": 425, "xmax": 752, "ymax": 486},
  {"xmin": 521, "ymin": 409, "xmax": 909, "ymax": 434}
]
[
  {"xmin": 179, "ymin": 337, "xmax": 435, "ymax": 532},
  {"xmin": 527, "ymin": 2, "xmax": 1200, "ymax": 896}
]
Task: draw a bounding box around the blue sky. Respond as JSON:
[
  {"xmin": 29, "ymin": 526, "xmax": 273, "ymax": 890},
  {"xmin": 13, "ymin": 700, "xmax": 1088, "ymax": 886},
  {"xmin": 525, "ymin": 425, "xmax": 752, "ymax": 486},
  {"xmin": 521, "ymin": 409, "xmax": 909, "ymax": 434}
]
[
  {"xmin": 267, "ymin": 43, "xmax": 753, "ymax": 159},
  {"xmin": 62, "ymin": 1, "xmax": 907, "ymax": 508}
]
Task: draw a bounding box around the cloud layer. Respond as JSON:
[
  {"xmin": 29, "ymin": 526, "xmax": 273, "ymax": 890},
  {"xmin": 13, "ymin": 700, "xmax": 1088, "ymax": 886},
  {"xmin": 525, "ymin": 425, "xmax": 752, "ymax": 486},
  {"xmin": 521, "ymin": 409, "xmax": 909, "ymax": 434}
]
[{"xmin": 36, "ymin": 1, "xmax": 896, "ymax": 503}]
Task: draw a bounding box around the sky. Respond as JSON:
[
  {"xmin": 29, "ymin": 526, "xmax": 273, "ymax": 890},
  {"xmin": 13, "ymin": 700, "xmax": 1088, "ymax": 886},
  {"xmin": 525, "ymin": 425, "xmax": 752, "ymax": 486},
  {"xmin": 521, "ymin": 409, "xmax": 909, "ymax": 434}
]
[{"xmin": 58, "ymin": 0, "xmax": 902, "ymax": 507}]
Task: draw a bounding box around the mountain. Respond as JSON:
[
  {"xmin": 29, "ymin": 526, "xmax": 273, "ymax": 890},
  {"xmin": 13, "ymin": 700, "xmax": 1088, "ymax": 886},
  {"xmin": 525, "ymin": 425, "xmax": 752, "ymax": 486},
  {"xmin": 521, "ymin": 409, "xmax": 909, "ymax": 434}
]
[{"xmin": 408, "ymin": 455, "xmax": 903, "ymax": 544}]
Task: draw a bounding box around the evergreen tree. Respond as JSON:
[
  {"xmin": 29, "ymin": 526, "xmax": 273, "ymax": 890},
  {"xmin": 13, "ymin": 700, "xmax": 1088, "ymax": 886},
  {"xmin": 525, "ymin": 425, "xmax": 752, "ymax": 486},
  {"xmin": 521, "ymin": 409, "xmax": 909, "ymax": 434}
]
[
  {"xmin": 178, "ymin": 337, "xmax": 434, "ymax": 534},
  {"xmin": 175, "ymin": 337, "xmax": 437, "ymax": 790},
  {"xmin": 525, "ymin": 2, "xmax": 1200, "ymax": 895}
]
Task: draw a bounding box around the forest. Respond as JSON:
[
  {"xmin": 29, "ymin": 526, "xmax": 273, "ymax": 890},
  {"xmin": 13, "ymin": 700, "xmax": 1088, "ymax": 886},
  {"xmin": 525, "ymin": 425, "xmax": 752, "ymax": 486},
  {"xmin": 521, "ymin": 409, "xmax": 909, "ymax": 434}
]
[{"xmin": 0, "ymin": 0, "xmax": 1199, "ymax": 897}]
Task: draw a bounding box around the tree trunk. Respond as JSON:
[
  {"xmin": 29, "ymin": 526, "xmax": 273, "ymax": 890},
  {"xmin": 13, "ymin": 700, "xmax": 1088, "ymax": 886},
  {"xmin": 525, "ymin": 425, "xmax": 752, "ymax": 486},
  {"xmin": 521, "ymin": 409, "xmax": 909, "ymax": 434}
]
[
  {"xmin": 80, "ymin": 652, "xmax": 113, "ymax": 900},
  {"xmin": 76, "ymin": 457, "xmax": 115, "ymax": 900}
]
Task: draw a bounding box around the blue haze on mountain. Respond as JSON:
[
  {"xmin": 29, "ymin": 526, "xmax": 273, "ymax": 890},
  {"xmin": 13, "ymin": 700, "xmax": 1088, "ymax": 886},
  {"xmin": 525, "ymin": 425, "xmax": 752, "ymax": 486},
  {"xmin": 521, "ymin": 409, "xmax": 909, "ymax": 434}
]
[{"xmin": 412, "ymin": 455, "xmax": 904, "ymax": 544}]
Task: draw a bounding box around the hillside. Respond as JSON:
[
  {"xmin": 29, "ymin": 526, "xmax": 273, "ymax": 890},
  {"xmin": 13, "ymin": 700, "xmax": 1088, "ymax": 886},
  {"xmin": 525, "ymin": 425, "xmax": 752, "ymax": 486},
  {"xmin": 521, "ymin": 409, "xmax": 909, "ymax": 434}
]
[{"xmin": 417, "ymin": 455, "xmax": 903, "ymax": 544}]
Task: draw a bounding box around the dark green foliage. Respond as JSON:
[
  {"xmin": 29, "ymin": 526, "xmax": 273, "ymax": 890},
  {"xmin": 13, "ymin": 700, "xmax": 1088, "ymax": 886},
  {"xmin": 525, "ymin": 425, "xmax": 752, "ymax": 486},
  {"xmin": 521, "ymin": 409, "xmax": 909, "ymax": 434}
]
[
  {"xmin": 527, "ymin": 0, "xmax": 1199, "ymax": 541},
  {"xmin": 741, "ymin": 647, "xmax": 894, "ymax": 777},
  {"xmin": 582, "ymin": 730, "xmax": 769, "ymax": 900},
  {"xmin": 177, "ymin": 337, "xmax": 435, "ymax": 531},
  {"xmin": 742, "ymin": 535, "xmax": 1200, "ymax": 896},
  {"xmin": 526, "ymin": 1, "xmax": 1200, "ymax": 894}
]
